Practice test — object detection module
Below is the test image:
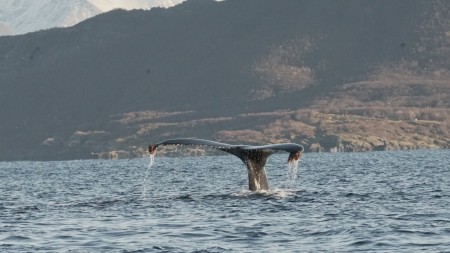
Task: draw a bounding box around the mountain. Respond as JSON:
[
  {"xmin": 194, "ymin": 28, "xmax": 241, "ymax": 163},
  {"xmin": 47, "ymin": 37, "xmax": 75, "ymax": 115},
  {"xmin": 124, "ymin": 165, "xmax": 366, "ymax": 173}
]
[
  {"xmin": 0, "ymin": 22, "xmax": 13, "ymax": 35},
  {"xmin": 0, "ymin": 0, "xmax": 186, "ymax": 35},
  {"xmin": 0, "ymin": 0, "xmax": 449, "ymax": 161}
]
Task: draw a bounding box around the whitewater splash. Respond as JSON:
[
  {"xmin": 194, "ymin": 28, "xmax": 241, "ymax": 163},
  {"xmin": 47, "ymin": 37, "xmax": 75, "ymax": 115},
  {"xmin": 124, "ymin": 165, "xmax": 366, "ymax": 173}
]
[
  {"xmin": 231, "ymin": 188, "xmax": 297, "ymax": 198},
  {"xmin": 141, "ymin": 153, "xmax": 155, "ymax": 199}
]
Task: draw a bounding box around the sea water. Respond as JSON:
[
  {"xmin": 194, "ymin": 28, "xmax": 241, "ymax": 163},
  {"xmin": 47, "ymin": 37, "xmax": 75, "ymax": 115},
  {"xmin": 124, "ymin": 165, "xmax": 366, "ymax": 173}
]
[{"xmin": 1, "ymin": 150, "xmax": 449, "ymax": 252}]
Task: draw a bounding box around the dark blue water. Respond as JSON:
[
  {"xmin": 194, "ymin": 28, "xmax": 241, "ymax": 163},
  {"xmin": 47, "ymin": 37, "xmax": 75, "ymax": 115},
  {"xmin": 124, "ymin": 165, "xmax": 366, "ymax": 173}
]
[{"xmin": 1, "ymin": 150, "xmax": 449, "ymax": 252}]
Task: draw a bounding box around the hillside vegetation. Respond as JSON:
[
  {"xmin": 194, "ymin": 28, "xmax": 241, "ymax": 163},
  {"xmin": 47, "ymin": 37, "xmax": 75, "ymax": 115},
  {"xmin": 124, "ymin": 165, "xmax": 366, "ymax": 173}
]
[{"xmin": 0, "ymin": 0, "xmax": 449, "ymax": 160}]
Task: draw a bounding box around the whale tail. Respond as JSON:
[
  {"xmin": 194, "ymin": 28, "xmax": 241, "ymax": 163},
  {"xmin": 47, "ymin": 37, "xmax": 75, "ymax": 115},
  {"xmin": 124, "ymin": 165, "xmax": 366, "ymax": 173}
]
[{"xmin": 148, "ymin": 138, "xmax": 303, "ymax": 191}]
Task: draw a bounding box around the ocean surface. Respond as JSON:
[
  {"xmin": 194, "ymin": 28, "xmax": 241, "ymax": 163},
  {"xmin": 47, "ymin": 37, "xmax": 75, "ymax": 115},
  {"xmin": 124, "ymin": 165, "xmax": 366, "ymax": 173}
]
[{"xmin": 1, "ymin": 150, "xmax": 449, "ymax": 252}]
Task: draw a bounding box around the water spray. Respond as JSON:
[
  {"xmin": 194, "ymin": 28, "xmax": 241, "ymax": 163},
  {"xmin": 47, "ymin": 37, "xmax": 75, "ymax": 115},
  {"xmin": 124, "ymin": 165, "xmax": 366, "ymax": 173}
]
[{"xmin": 142, "ymin": 145, "xmax": 156, "ymax": 199}]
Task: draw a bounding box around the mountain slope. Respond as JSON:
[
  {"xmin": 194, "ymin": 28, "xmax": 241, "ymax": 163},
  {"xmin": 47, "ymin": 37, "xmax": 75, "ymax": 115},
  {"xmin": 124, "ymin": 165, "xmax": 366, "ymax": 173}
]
[
  {"xmin": 0, "ymin": 0, "xmax": 185, "ymax": 35},
  {"xmin": 0, "ymin": 0, "xmax": 449, "ymax": 160},
  {"xmin": 0, "ymin": 22, "xmax": 13, "ymax": 35},
  {"xmin": 88, "ymin": 0, "xmax": 184, "ymax": 11}
]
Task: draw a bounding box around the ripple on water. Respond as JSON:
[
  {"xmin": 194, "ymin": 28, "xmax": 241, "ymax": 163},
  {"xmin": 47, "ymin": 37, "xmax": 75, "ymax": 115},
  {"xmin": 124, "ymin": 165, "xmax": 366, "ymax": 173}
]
[{"xmin": 3, "ymin": 235, "xmax": 32, "ymax": 241}]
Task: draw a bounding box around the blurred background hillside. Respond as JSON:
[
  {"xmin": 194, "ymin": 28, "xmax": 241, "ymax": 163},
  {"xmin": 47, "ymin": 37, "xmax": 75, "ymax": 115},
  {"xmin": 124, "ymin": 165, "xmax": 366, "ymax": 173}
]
[{"xmin": 0, "ymin": 0, "xmax": 449, "ymax": 160}]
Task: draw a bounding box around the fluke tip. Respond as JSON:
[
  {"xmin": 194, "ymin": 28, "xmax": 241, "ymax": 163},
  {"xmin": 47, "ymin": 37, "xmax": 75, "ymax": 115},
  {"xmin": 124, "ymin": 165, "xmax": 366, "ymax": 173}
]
[{"xmin": 148, "ymin": 144, "xmax": 156, "ymax": 154}]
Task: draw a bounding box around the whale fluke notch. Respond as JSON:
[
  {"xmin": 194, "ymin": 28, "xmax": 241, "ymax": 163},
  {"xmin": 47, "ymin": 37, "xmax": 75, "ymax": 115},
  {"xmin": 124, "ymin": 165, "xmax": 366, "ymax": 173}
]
[{"xmin": 148, "ymin": 138, "xmax": 304, "ymax": 191}]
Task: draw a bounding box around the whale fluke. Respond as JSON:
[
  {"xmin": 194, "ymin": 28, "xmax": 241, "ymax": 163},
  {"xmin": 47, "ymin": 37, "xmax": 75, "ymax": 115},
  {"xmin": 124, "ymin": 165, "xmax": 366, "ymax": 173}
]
[{"xmin": 148, "ymin": 138, "xmax": 304, "ymax": 191}]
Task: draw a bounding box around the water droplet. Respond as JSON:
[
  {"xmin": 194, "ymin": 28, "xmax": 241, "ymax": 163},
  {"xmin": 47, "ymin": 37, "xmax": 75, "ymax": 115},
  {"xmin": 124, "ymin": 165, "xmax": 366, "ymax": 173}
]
[
  {"xmin": 142, "ymin": 153, "xmax": 155, "ymax": 199},
  {"xmin": 287, "ymin": 160, "xmax": 299, "ymax": 187}
]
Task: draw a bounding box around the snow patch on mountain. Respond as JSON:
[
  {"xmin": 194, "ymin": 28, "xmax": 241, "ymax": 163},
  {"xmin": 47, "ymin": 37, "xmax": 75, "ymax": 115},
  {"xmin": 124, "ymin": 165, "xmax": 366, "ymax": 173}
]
[
  {"xmin": 0, "ymin": 0, "xmax": 186, "ymax": 35},
  {"xmin": 0, "ymin": 22, "xmax": 14, "ymax": 35},
  {"xmin": 87, "ymin": 0, "xmax": 183, "ymax": 12}
]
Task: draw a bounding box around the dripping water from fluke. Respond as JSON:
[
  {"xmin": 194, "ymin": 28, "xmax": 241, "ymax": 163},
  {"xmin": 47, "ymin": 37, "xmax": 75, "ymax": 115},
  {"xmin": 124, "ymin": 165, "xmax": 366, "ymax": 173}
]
[
  {"xmin": 141, "ymin": 153, "xmax": 155, "ymax": 199},
  {"xmin": 286, "ymin": 160, "xmax": 299, "ymax": 187}
]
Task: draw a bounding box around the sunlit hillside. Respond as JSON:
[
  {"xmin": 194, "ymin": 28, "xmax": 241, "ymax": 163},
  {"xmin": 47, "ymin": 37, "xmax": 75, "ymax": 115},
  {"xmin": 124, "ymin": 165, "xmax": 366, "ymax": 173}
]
[{"xmin": 0, "ymin": 0, "xmax": 449, "ymax": 160}]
